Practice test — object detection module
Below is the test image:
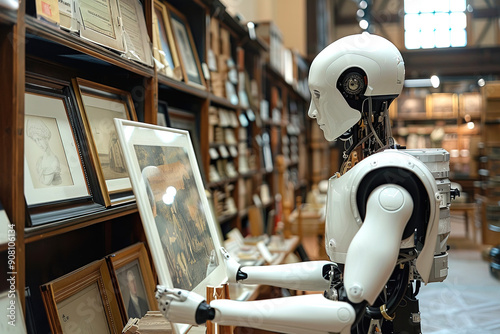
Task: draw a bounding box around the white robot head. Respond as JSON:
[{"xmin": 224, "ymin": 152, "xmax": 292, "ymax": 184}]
[{"xmin": 308, "ymin": 33, "xmax": 405, "ymax": 141}]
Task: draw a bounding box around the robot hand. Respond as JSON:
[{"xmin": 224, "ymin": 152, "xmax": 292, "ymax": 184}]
[
  {"xmin": 156, "ymin": 286, "xmax": 214, "ymax": 325},
  {"xmin": 220, "ymin": 247, "xmax": 246, "ymax": 282}
]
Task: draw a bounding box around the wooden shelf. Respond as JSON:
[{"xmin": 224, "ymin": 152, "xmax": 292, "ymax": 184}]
[
  {"xmin": 25, "ymin": 16, "xmax": 154, "ymax": 78},
  {"xmin": 24, "ymin": 203, "xmax": 137, "ymax": 243}
]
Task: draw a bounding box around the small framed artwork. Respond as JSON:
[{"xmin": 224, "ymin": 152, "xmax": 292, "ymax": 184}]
[
  {"xmin": 107, "ymin": 243, "xmax": 157, "ymax": 323},
  {"xmin": 157, "ymin": 100, "xmax": 171, "ymax": 127},
  {"xmin": 395, "ymin": 94, "xmax": 427, "ymax": 119},
  {"xmin": 78, "ymin": 0, "xmax": 125, "ymax": 52},
  {"xmin": 167, "ymin": 4, "xmax": 207, "ymax": 90},
  {"xmin": 459, "ymin": 92, "xmax": 482, "ymax": 118},
  {"xmin": 40, "ymin": 259, "xmax": 123, "ymax": 333},
  {"xmin": 427, "ymin": 93, "xmax": 458, "ymax": 119},
  {"xmin": 0, "ymin": 290, "xmax": 27, "ymax": 333},
  {"xmin": 73, "ymin": 78, "xmax": 138, "ymax": 207},
  {"xmin": 114, "ymin": 119, "xmax": 226, "ymax": 334},
  {"xmin": 153, "ymin": 0, "xmax": 182, "ymax": 80},
  {"xmin": 24, "ymin": 79, "xmax": 102, "ymax": 226}
]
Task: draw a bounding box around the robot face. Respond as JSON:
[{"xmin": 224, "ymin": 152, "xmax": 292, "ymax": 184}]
[{"xmin": 307, "ymin": 33, "xmax": 405, "ymax": 141}]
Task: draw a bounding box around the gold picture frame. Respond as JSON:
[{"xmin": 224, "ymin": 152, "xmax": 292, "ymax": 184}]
[
  {"xmin": 153, "ymin": 0, "xmax": 182, "ymax": 80},
  {"xmin": 40, "ymin": 259, "xmax": 123, "ymax": 333},
  {"xmin": 167, "ymin": 3, "xmax": 207, "ymax": 90},
  {"xmin": 107, "ymin": 243, "xmax": 158, "ymax": 323},
  {"xmin": 72, "ymin": 78, "xmax": 138, "ymax": 207}
]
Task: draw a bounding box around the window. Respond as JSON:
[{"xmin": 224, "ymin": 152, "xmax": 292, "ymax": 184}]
[{"xmin": 404, "ymin": 0, "xmax": 467, "ymax": 49}]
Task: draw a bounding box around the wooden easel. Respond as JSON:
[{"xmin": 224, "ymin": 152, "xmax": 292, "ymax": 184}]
[{"xmin": 206, "ymin": 283, "xmax": 233, "ymax": 334}]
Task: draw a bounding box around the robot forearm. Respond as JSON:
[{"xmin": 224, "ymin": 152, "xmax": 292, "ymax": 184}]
[
  {"xmin": 156, "ymin": 286, "xmax": 355, "ymax": 334},
  {"xmin": 234, "ymin": 261, "xmax": 335, "ymax": 291}
]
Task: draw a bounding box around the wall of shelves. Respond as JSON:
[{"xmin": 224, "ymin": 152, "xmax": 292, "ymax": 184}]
[{"xmin": 0, "ymin": 0, "xmax": 313, "ymax": 331}]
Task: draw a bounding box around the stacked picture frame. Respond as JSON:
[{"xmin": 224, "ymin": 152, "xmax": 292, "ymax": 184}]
[
  {"xmin": 23, "ymin": 75, "xmax": 139, "ymax": 228},
  {"xmin": 40, "ymin": 243, "xmax": 158, "ymax": 333}
]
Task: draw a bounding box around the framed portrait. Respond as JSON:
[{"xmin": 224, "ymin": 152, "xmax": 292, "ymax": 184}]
[
  {"xmin": 459, "ymin": 92, "xmax": 482, "ymax": 118},
  {"xmin": 40, "ymin": 259, "xmax": 123, "ymax": 333},
  {"xmin": 427, "ymin": 93, "xmax": 458, "ymax": 119},
  {"xmin": 0, "ymin": 290, "xmax": 27, "ymax": 333},
  {"xmin": 73, "ymin": 78, "xmax": 138, "ymax": 207},
  {"xmin": 395, "ymin": 95, "xmax": 427, "ymax": 119},
  {"xmin": 107, "ymin": 243, "xmax": 157, "ymax": 323},
  {"xmin": 153, "ymin": 0, "xmax": 182, "ymax": 80},
  {"xmin": 167, "ymin": 4, "xmax": 207, "ymax": 90},
  {"xmin": 78, "ymin": 0, "xmax": 125, "ymax": 53},
  {"xmin": 114, "ymin": 119, "xmax": 226, "ymax": 334},
  {"xmin": 24, "ymin": 79, "xmax": 102, "ymax": 226}
]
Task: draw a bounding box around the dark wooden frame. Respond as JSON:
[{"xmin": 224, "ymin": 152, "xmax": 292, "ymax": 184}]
[
  {"xmin": 24, "ymin": 76, "xmax": 103, "ymax": 227},
  {"xmin": 72, "ymin": 78, "xmax": 138, "ymax": 207}
]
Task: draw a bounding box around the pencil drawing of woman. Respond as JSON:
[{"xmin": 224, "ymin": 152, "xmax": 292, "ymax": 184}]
[{"xmin": 26, "ymin": 116, "xmax": 63, "ymax": 186}]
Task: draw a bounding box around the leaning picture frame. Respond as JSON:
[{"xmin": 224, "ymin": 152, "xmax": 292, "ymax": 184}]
[
  {"xmin": 73, "ymin": 78, "xmax": 138, "ymax": 207},
  {"xmin": 107, "ymin": 242, "xmax": 158, "ymax": 323},
  {"xmin": 154, "ymin": 0, "xmax": 183, "ymax": 80},
  {"xmin": 167, "ymin": 4, "xmax": 207, "ymax": 89},
  {"xmin": 40, "ymin": 259, "xmax": 123, "ymax": 333},
  {"xmin": 114, "ymin": 119, "xmax": 226, "ymax": 334},
  {"xmin": 24, "ymin": 78, "xmax": 103, "ymax": 227},
  {"xmin": 78, "ymin": 0, "xmax": 125, "ymax": 52}
]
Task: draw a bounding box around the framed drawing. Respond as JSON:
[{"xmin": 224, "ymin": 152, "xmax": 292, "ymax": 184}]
[
  {"xmin": 427, "ymin": 93, "xmax": 458, "ymax": 119},
  {"xmin": 0, "ymin": 290, "xmax": 27, "ymax": 333},
  {"xmin": 107, "ymin": 243, "xmax": 157, "ymax": 323},
  {"xmin": 167, "ymin": 4, "xmax": 207, "ymax": 89},
  {"xmin": 40, "ymin": 259, "xmax": 123, "ymax": 333},
  {"xmin": 73, "ymin": 78, "xmax": 138, "ymax": 207},
  {"xmin": 395, "ymin": 95, "xmax": 427, "ymax": 119},
  {"xmin": 78, "ymin": 0, "xmax": 125, "ymax": 52},
  {"xmin": 24, "ymin": 79, "xmax": 102, "ymax": 226},
  {"xmin": 459, "ymin": 92, "xmax": 482, "ymax": 118},
  {"xmin": 114, "ymin": 119, "xmax": 226, "ymax": 334},
  {"xmin": 153, "ymin": 0, "xmax": 182, "ymax": 80}
]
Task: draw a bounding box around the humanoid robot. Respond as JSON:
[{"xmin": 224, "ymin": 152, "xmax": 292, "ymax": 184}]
[{"xmin": 157, "ymin": 33, "xmax": 455, "ymax": 334}]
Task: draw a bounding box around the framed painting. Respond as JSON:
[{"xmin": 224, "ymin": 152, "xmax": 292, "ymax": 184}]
[
  {"xmin": 427, "ymin": 93, "xmax": 458, "ymax": 119},
  {"xmin": 24, "ymin": 78, "xmax": 102, "ymax": 226},
  {"xmin": 167, "ymin": 4, "xmax": 207, "ymax": 90},
  {"xmin": 153, "ymin": 0, "xmax": 182, "ymax": 80},
  {"xmin": 395, "ymin": 95, "xmax": 427, "ymax": 119},
  {"xmin": 459, "ymin": 92, "xmax": 482, "ymax": 118},
  {"xmin": 107, "ymin": 243, "xmax": 157, "ymax": 323},
  {"xmin": 114, "ymin": 119, "xmax": 226, "ymax": 334},
  {"xmin": 73, "ymin": 78, "xmax": 138, "ymax": 207},
  {"xmin": 40, "ymin": 259, "xmax": 123, "ymax": 333},
  {"xmin": 0, "ymin": 290, "xmax": 27, "ymax": 333}
]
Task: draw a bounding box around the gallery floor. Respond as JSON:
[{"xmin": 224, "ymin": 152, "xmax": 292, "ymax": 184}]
[{"xmin": 418, "ymin": 216, "xmax": 500, "ymax": 334}]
